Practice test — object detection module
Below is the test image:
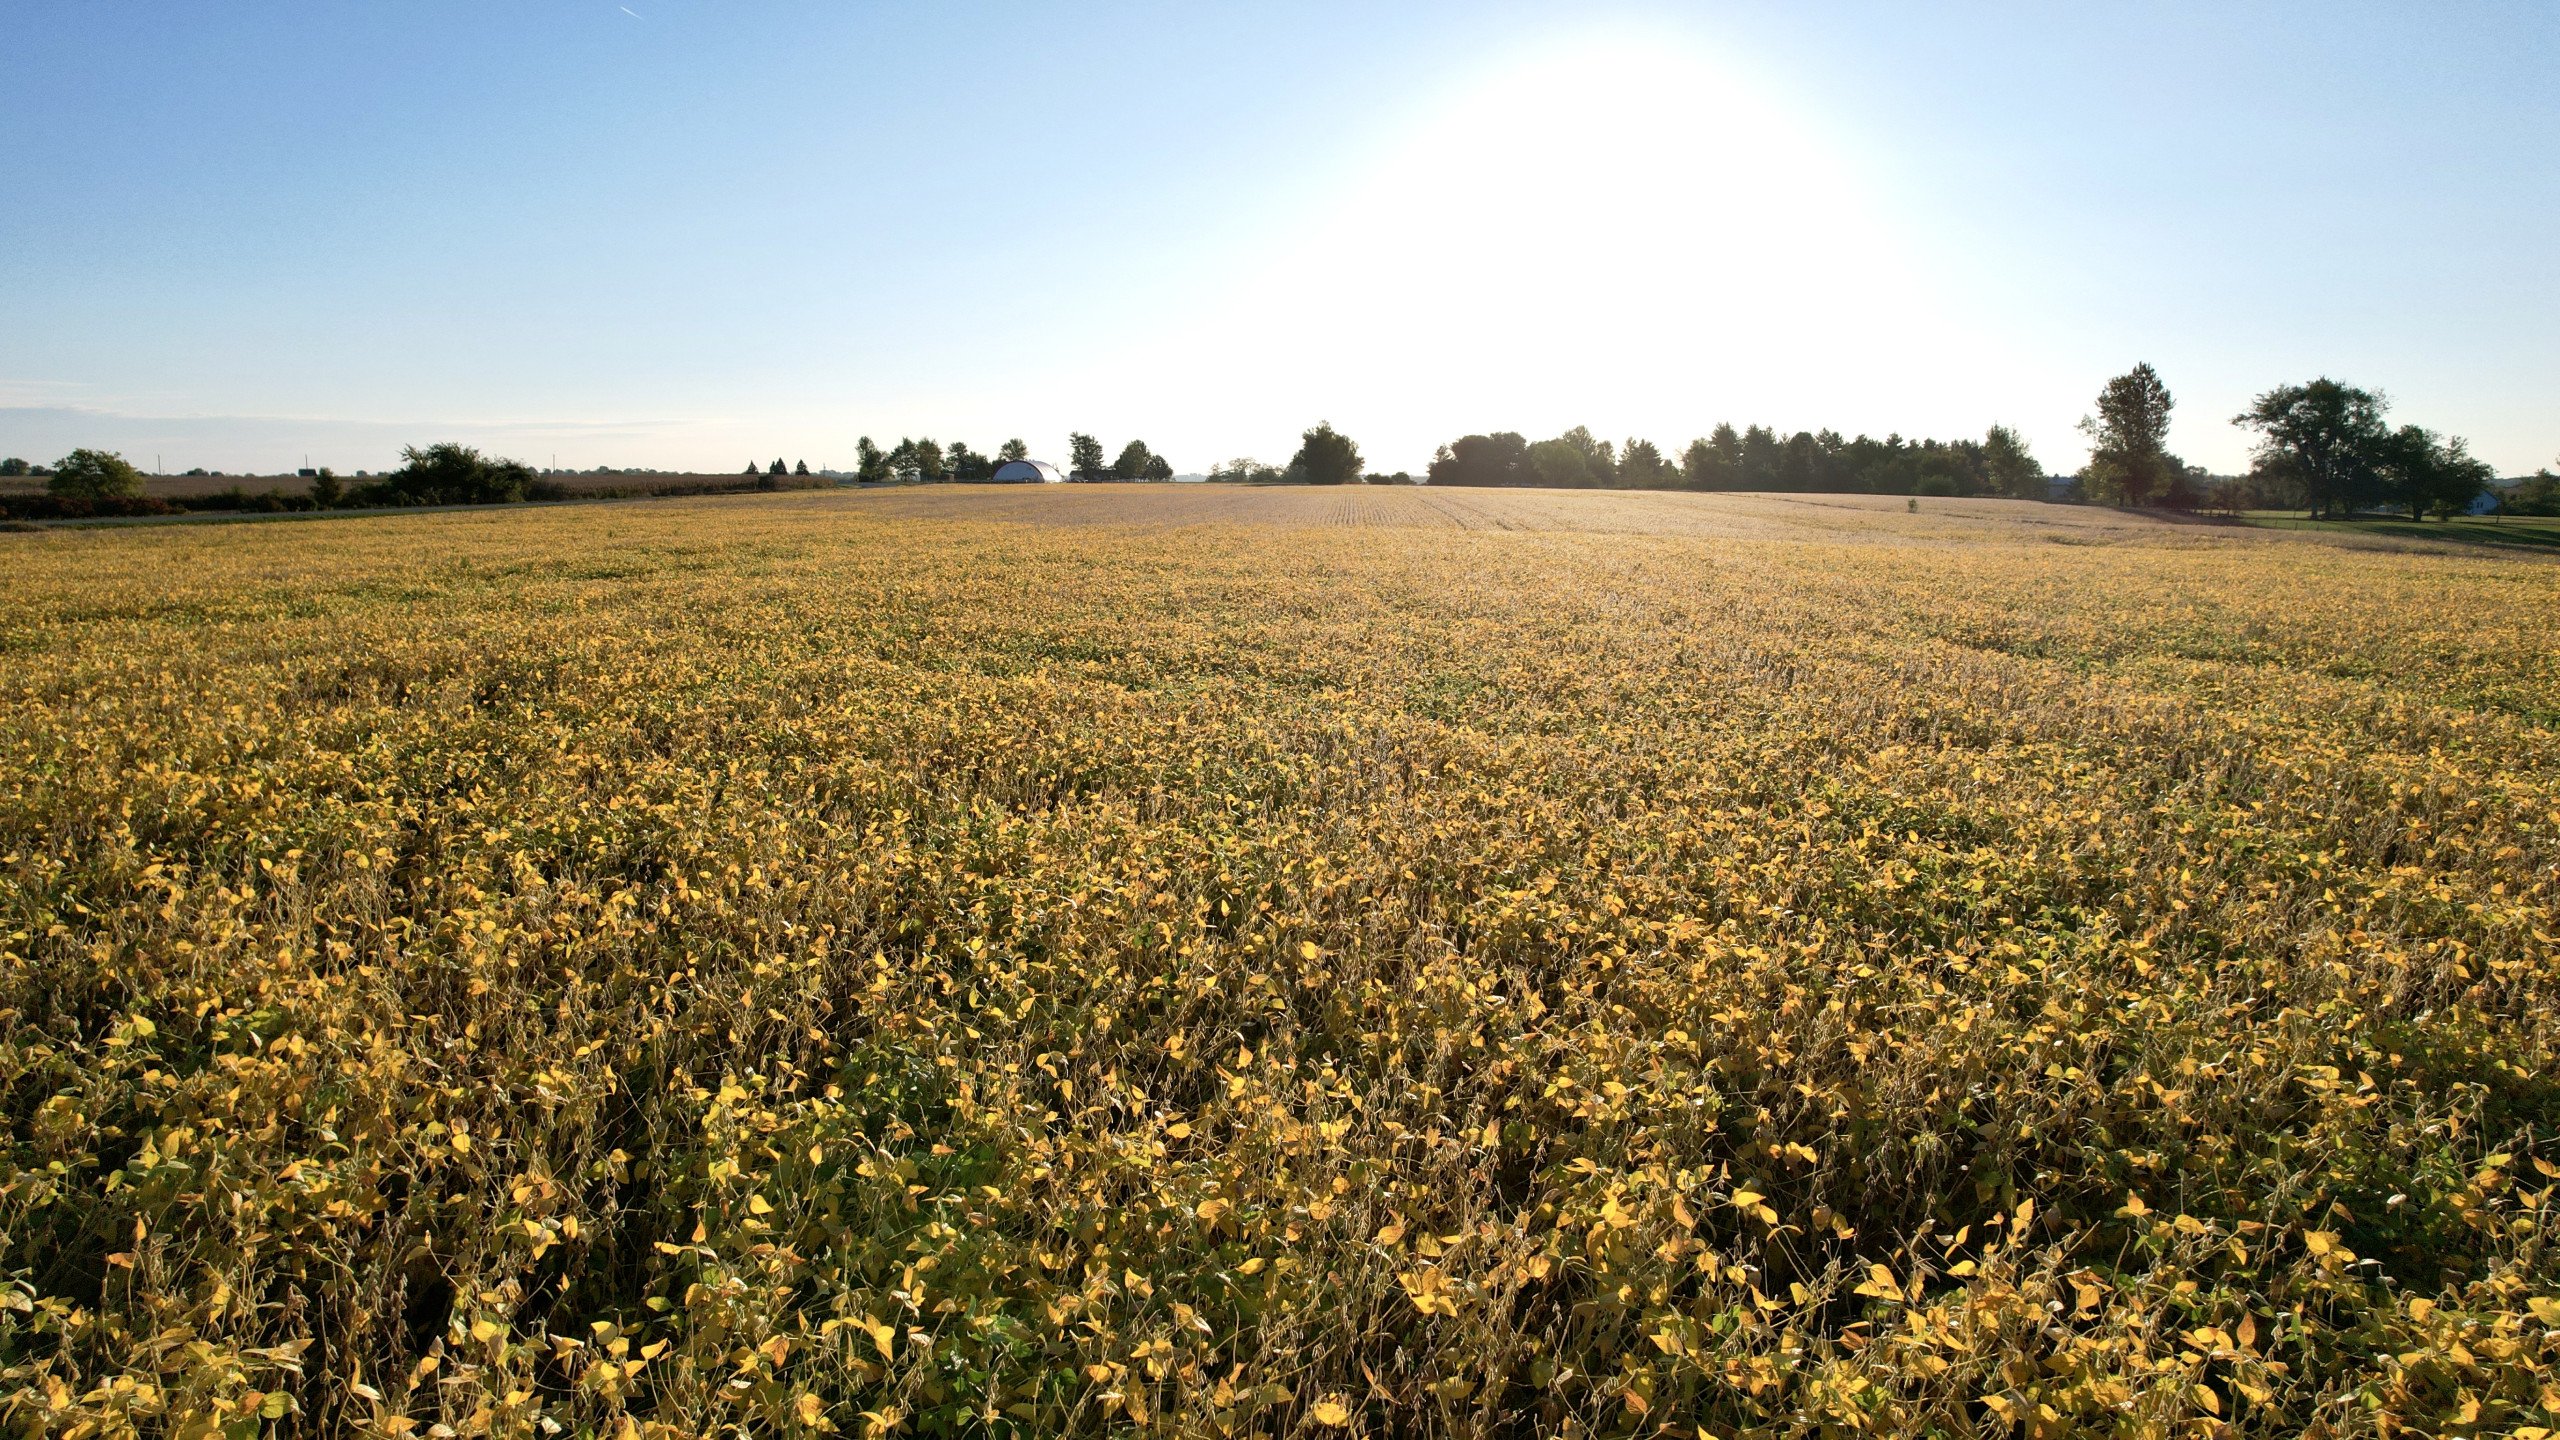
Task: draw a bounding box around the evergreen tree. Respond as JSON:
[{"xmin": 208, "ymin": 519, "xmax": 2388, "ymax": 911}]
[{"xmin": 1618, "ymin": 439, "xmax": 1674, "ymax": 487}]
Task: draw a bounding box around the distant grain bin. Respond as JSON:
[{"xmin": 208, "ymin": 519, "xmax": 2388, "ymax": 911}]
[{"xmin": 990, "ymin": 459, "xmax": 1065, "ymax": 484}]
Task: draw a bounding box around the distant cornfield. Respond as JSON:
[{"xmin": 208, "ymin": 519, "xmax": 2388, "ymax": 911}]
[{"xmin": 3, "ymin": 488, "xmax": 2557, "ymax": 1437}]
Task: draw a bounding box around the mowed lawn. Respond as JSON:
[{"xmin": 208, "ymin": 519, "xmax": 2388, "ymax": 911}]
[{"xmin": 3, "ymin": 486, "xmax": 2557, "ymax": 1438}]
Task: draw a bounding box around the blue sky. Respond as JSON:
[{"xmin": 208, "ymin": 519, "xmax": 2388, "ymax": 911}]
[{"xmin": 3, "ymin": 1, "xmax": 2553, "ymax": 476}]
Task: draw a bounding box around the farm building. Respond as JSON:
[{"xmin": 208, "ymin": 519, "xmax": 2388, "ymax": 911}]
[{"xmin": 990, "ymin": 459, "xmax": 1064, "ymax": 484}]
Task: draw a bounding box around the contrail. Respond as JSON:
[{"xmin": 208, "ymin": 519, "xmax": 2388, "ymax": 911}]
[{"xmin": 619, "ymin": 5, "xmax": 640, "ymax": 16}]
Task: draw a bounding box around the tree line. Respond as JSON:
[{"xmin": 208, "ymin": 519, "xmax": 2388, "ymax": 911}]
[
  {"xmin": 838, "ymin": 424, "xmax": 1392, "ymax": 486},
  {"xmin": 1414, "ymin": 364, "xmax": 2527, "ymax": 517},
  {"xmin": 10, "ymin": 373, "xmax": 2544, "ymax": 519},
  {"xmin": 1425, "ymin": 423, "xmax": 2046, "ymax": 497},
  {"xmin": 0, "ymin": 444, "xmax": 832, "ymax": 521},
  {"xmin": 837, "ymin": 436, "xmax": 1176, "ymax": 483}
]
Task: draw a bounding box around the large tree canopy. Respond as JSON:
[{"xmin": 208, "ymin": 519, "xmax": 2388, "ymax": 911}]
[
  {"xmin": 46, "ymin": 448, "xmax": 144, "ymax": 500},
  {"xmin": 2232, "ymin": 379, "xmax": 2390, "ymax": 519},
  {"xmin": 1287, "ymin": 422, "xmax": 1363, "ymax": 486},
  {"xmin": 2079, "ymin": 363, "xmax": 2182, "ymax": 506},
  {"xmin": 1427, "ymin": 432, "xmax": 1529, "ymax": 487},
  {"xmin": 1112, "ymin": 440, "xmax": 1165, "ymax": 481},
  {"xmin": 2373, "ymin": 425, "xmax": 2496, "ymax": 520}
]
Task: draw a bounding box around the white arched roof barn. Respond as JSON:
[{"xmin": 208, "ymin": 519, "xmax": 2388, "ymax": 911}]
[{"xmin": 989, "ymin": 459, "xmax": 1064, "ymax": 484}]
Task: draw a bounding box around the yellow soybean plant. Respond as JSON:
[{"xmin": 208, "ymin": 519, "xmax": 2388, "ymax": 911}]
[{"xmin": 1, "ymin": 488, "xmax": 2557, "ymax": 1438}]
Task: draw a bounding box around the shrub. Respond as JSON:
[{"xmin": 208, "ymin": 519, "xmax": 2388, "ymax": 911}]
[
  {"xmin": 0, "ymin": 493, "xmax": 175, "ymax": 521},
  {"xmin": 363, "ymin": 443, "xmax": 537, "ymax": 506}
]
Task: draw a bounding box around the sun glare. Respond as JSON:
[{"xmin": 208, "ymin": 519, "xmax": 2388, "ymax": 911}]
[{"xmin": 1123, "ymin": 34, "xmax": 1990, "ymax": 465}]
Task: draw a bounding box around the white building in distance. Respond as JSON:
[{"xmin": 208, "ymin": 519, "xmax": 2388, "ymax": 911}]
[{"xmin": 990, "ymin": 460, "xmax": 1064, "ymax": 484}]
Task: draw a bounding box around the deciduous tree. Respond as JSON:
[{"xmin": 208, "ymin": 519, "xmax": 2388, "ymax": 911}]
[
  {"xmin": 2079, "ymin": 363, "xmax": 2180, "ymax": 506},
  {"xmin": 1526, "ymin": 438, "xmax": 1594, "ymax": 487},
  {"xmin": 2375, "ymin": 425, "xmax": 2494, "ymax": 520},
  {"xmin": 856, "ymin": 437, "xmax": 892, "ymax": 485},
  {"xmin": 888, "ymin": 438, "xmax": 948, "ymax": 483},
  {"xmin": 46, "ymin": 448, "xmax": 144, "ymax": 500},
  {"xmin": 373, "ymin": 443, "xmax": 532, "ymax": 506},
  {"xmin": 1557, "ymin": 426, "xmax": 1615, "ymax": 485},
  {"xmin": 2232, "ymin": 378, "xmax": 2388, "ymax": 519},
  {"xmin": 1982, "ymin": 424, "xmax": 2043, "ymax": 499},
  {"xmin": 1068, "ymin": 433, "xmax": 1108, "ymax": 482},
  {"xmin": 1287, "ymin": 422, "xmax": 1362, "ymax": 485},
  {"xmin": 1112, "ymin": 440, "xmax": 1159, "ymax": 480},
  {"xmin": 1427, "ymin": 432, "xmax": 1527, "ymax": 487}
]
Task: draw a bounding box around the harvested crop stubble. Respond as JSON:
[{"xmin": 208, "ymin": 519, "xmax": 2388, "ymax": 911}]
[{"xmin": 2, "ymin": 489, "xmax": 2559, "ymax": 1438}]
